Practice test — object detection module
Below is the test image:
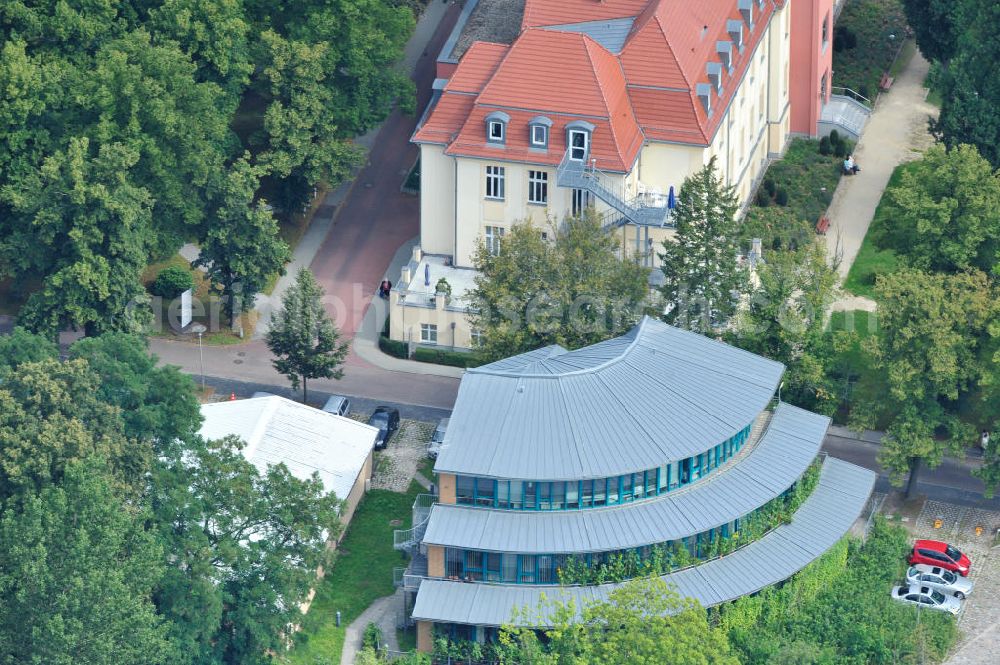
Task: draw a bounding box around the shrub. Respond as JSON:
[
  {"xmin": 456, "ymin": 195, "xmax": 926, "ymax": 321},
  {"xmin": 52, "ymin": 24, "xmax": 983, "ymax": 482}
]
[
  {"xmin": 763, "ymin": 179, "xmax": 777, "ymax": 196},
  {"xmin": 378, "ymin": 335, "xmax": 409, "ymax": 359},
  {"xmin": 833, "ymin": 138, "xmax": 849, "ymax": 158},
  {"xmin": 150, "ymin": 265, "xmax": 194, "ymax": 299},
  {"xmin": 774, "ymin": 188, "xmax": 789, "ymax": 206},
  {"xmin": 755, "ymin": 189, "xmax": 771, "ymax": 207},
  {"xmin": 362, "ymin": 622, "xmax": 382, "ymax": 651},
  {"xmin": 412, "ymin": 346, "xmax": 477, "ymax": 368},
  {"xmin": 818, "ymin": 136, "xmax": 832, "ymax": 155},
  {"xmin": 829, "ymin": 130, "xmax": 841, "ymax": 149}
]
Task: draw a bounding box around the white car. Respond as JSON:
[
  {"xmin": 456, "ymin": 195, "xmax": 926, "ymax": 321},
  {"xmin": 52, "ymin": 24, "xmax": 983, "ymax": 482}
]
[
  {"xmin": 906, "ymin": 565, "xmax": 974, "ymax": 599},
  {"xmin": 891, "ymin": 584, "xmax": 962, "ymax": 615},
  {"xmin": 427, "ymin": 418, "xmax": 449, "ymax": 459}
]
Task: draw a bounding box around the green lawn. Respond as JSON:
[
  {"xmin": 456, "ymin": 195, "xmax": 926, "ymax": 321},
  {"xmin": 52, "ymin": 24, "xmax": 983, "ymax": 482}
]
[
  {"xmin": 285, "ymin": 482, "xmax": 422, "ymax": 664},
  {"xmin": 832, "ymin": 0, "xmax": 909, "ymax": 100},
  {"xmin": 842, "ymin": 161, "xmax": 914, "ymax": 297}
]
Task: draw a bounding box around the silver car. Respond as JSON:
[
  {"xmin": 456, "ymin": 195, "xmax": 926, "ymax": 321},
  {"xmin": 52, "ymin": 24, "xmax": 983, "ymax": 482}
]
[
  {"xmin": 322, "ymin": 394, "xmax": 352, "ymax": 417},
  {"xmin": 906, "ymin": 564, "xmax": 974, "ymax": 599},
  {"xmin": 891, "ymin": 584, "xmax": 962, "ymax": 615},
  {"xmin": 427, "ymin": 417, "xmax": 449, "ymax": 459}
]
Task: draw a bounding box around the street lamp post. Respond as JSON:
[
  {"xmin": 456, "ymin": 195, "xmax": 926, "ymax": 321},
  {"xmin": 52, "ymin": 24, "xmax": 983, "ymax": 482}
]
[{"xmin": 191, "ymin": 323, "xmax": 207, "ymax": 392}]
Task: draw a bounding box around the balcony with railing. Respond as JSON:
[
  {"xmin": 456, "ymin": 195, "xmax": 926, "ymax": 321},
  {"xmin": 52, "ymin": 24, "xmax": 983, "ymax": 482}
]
[{"xmin": 556, "ymin": 150, "xmax": 673, "ymax": 229}]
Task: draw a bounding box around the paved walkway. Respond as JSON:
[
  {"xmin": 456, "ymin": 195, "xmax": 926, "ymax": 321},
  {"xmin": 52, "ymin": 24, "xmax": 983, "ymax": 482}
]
[
  {"xmin": 824, "ymin": 51, "xmax": 938, "ymax": 296},
  {"xmin": 340, "ymin": 590, "xmax": 404, "ymax": 665}
]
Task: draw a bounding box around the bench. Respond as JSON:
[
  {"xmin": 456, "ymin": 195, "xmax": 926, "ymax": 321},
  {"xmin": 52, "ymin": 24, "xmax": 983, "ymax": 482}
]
[
  {"xmin": 879, "ymin": 72, "xmax": 894, "ymax": 91},
  {"xmin": 816, "ymin": 216, "xmax": 831, "ymax": 235}
]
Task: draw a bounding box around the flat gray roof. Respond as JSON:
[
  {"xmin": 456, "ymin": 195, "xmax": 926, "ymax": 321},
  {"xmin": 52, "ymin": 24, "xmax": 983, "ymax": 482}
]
[
  {"xmin": 424, "ymin": 403, "xmax": 827, "ymax": 553},
  {"xmin": 546, "ymin": 17, "xmax": 637, "ymax": 53},
  {"xmin": 412, "ymin": 457, "xmax": 876, "ymax": 626},
  {"xmin": 434, "ymin": 317, "xmax": 785, "ymax": 480}
]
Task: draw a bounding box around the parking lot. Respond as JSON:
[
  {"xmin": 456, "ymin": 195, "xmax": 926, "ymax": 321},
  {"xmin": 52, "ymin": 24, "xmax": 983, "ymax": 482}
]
[{"xmin": 910, "ymin": 501, "xmax": 1000, "ymax": 664}]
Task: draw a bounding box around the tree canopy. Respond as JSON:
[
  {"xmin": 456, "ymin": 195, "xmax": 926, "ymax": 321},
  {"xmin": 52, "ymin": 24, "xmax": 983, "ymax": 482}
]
[
  {"xmin": 659, "ymin": 158, "xmax": 749, "ymax": 333},
  {"xmin": 0, "ymin": 0, "xmax": 414, "ymax": 334},
  {"xmin": 0, "ymin": 330, "xmax": 343, "ymax": 664},
  {"xmin": 468, "ymin": 211, "xmax": 650, "ymax": 363}
]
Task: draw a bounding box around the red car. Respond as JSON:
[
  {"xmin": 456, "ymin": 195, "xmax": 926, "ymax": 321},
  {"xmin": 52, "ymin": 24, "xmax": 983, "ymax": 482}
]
[{"xmin": 908, "ymin": 540, "xmax": 971, "ymax": 577}]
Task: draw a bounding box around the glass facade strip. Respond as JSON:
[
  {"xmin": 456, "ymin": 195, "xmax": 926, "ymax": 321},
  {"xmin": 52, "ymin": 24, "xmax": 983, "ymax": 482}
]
[
  {"xmin": 441, "ymin": 472, "xmax": 793, "ymax": 585},
  {"xmin": 452, "ymin": 424, "xmax": 754, "ymax": 511}
]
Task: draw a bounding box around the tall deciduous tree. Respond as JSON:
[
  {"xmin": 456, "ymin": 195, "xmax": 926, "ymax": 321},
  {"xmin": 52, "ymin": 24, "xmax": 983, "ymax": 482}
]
[
  {"xmin": 731, "ymin": 243, "xmax": 846, "ymax": 415},
  {"xmin": 468, "ymin": 211, "xmax": 649, "ymax": 363},
  {"xmin": 933, "ymin": 1, "xmax": 1000, "ymax": 169},
  {"xmin": 196, "ymin": 155, "xmax": 291, "ymax": 326},
  {"xmin": 266, "ymin": 268, "xmax": 349, "ymax": 402},
  {"xmin": 901, "ymin": 0, "xmax": 969, "ymax": 63},
  {"xmin": 0, "ymin": 459, "xmax": 173, "ymax": 665},
  {"xmin": 877, "ymin": 144, "xmax": 1000, "ymax": 274},
  {"xmin": 854, "ymin": 269, "xmax": 996, "ymax": 497},
  {"xmin": 659, "ymin": 158, "xmax": 749, "ymax": 333}
]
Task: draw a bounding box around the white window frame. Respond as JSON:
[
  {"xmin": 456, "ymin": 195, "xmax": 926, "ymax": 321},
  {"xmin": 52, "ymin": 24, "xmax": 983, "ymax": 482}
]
[
  {"xmin": 568, "ymin": 130, "xmax": 589, "ymax": 161},
  {"xmin": 528, "ymin": 170, "xmax": 548, "ymax": 205},
  {"xmin": 485, "ymin": 165, "xmax": 505, "ymax": 200},
  {"xmin": 470, "ymin": 329, "xmax": 483, "ymax": 347},
  {"xmin": 488, "ymin": 120, "xmax": 504, "ymax": 143},
  {"xmin": 420, "ymin": 323, "xmax": 438, "ymax": 345},
  {"xmin": 531, "ymin": 124, "xmax": 547, "ymax": 147},
  {"xmin": 485, "ymin": 226, "xmax": 505, "ymax": 255}
]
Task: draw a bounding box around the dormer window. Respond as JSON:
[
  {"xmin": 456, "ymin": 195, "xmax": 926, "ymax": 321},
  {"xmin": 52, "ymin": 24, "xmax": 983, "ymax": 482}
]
[
  {"xmin": 485, "ymin": 111, "xmax": 510, "ymax": 145},
  {"xmin": 707, "ymin": 62, "xmax": 723, "ymax": 93},
  {"xmin": 727, "ymin": 20, "xmax": 744, "ymax": 51},
  {"xmin": 528, "ymin": 116, "xmax": 552, "ymax": 149},
  {"xmin": 565, "ymin": 120, "xmax": 595, "ymax": 162},
  {"xmin": 717, "ymin": 41, "xmax": 733, "ymax": 71},
  {"xmin": 739, "ymin": 0, "xmax": 755, "ymax": 30},
  {"xmin": 696, "ymin": 83, "xmax": 713, "ymax": 116}
]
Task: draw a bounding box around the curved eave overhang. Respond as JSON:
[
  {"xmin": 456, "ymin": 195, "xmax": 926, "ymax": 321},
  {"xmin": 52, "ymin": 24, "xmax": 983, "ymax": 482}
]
[
  {"xmin": 423, "ymin": 402, "xmax": 827, "ymax": 554},
  {"xmin": 412, "ymin": 457, "xmax": 876, "ymax": 627}
]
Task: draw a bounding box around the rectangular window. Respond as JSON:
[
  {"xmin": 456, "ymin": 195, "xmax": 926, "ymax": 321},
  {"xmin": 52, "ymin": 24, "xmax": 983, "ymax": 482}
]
[
  {"xmin": 510, "ymin": 481, "xmax": 523, "ymax": 509},
  {"xmin": 488, "ymin": 120, "xmax": 504, "ymax": 142},
  {"xmin": 465, "ymin": 550, "xmax": 484, "ymax": 581},
  {"xmin": 551, "ymin": 481, "xmax": 565, "ymax": 510},
  {"xmin": 571, "ymin": 188, "xmax": 592, "ymax": 217},
  {"xmin": 446, "ymin": 548, "xmax": 463, "ymax": 577},
  {"xmin": 497, "ymin": 480, "xmax": 510, "ymax": 509},
  {"xmin": 484, "ymin": 225, "xmax": 505, "ymax": 256},
  {"xmin": 608, "ymin": 476, "xmax": 620, "ymax": 504},
  {"xmin": 659, "ymin": 465, "xmax": 670, "ymax": 492},
  {"xmin": 456, "ymin": 476, "xmax": 474, "ymax": 504},
  {"xmin": 420, "ymin": 323, "xmax": 437, "ymax": 345},
  {"xmin": 565, "ymin": 481, "xmax": 579, "ymax": 509},
  {"xmin": 692, "ymin": 454, "xmax": 703, "ymax": 480},
  {"xmin": 538, "ymin": 482, "xmax": 552, "ymax": 510},
  {"xmin": 593, "ymin": 478, "xmax": 607, "ymax": 507},
  {"xmin": 531, "ymin": 124, "xmax": 547, "ymax": 146},
  {"xmin": 645, "ymin": 470, "xmax": 657, "ymax": 496},
  {"xmin": 518, "ymin": 555, "xmax": 536, "ymax": 584},
  {"xmin": 528, "ymin": 170, "xmax": 548, "ymax": 204},
  {"xmin": 486, "ymin": 552, "xmax": 502, "ymax": 582},
  {"xmin": 633, "ymin": 472, "xmax": 645, "ymax": 500},
  {"xmin": 502, "ymin": 554, "xmax": 517, "ymax": 583},
  {"xmin": 537, "ymin": 555, "xmax": 554, "ymax": 584},
  {"xmin": 470, "ymin": 329, "xmax": 484, "ymax": 347},
  {"xmin": 680, "ymin": 458, "xmax": 692, "ymax": 485},
  {"xmin": 475, "ymin": 477, "xmax": 495, "ymax": 506},
  {"xmin": 581, "ymin": 479, "xmax": 594, "ymax": 507},
  {"xmin": 524, "ymin": 481, "xmax": 537, "ymax": 509},
  {"xmin": 621, "ymin": 473, "xmax": 633, "ymax": 502},
  {"xmin": 821, "ymin": 14, "xmax": 829, "ymax": 46},
  {"xmin": 485, "ymin": 165, "xmax": 505, "ymax": 200},
  {"xmin": 569, "ymin": 130, "xmax": 588, "ymax": 161}
]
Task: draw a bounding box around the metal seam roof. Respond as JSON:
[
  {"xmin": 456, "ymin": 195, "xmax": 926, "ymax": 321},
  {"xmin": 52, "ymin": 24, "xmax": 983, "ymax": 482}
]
[
  {"xmin": 423, "ymin": 403, "xmax": 827, "ymax": 553},
  {"xmin": 412, "ymin": 457, "xmax": 876, "ymax": 626},
  {"xmin": 435, "ymin": 317, "xmax": 785, "ymax": 480}
]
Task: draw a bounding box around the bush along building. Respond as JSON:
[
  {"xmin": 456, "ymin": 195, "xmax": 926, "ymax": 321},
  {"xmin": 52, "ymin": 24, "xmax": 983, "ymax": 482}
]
[
  {"xmin": 392, "ymin": 317, "xmax": 876, "ymax": 651},
  {"xmin": 392, "ymin": 0, "xmax": 858, "ymax": 351}
]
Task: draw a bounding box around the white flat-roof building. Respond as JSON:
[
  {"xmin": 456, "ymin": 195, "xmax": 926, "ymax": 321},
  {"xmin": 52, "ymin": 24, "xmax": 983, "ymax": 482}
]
[{"xmin": 199, "ymin": 396, "xmax": 378, "ymax": 528}]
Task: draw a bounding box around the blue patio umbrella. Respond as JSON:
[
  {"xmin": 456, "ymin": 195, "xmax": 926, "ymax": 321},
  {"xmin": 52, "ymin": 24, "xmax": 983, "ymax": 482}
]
[
  {"xmin": 424, "ymin": 262, "xmax": 430, "ymax": 287},
  {"xmin": 667, "ymin": 185, "xmax": 676, "ymax": 210}
]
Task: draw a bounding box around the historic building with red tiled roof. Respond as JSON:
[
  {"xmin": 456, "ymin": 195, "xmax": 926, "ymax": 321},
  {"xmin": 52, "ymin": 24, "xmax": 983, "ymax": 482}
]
[{"xmin": 391, "ymin": 0, "xmax": 836, "ymax": 351}]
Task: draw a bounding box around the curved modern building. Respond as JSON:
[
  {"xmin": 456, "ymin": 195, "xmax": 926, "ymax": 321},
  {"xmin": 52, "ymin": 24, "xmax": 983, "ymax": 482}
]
[{"xmin": 395, "ymin": 317, "xmax": 875, "ymax": 651}]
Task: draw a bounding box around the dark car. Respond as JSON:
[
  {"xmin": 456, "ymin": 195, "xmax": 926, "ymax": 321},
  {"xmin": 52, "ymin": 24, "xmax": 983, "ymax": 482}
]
[
  {"xmin": 368, "ymin": 407, "xmax": 400, "ymax": 450},
  {"xmin": 908, "ymin": 539, "xmax": 971, "ymax": 577}
]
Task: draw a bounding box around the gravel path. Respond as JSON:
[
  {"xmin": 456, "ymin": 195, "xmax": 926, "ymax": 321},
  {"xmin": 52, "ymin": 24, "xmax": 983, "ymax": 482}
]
[{"xmin": 371, "ymin": 419, "xmax": 435, "ymax": 492}]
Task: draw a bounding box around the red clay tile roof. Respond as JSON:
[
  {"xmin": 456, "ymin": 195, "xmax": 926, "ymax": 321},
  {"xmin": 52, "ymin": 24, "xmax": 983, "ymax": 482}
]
[
  {"xmin": 416, "ymin": 0, "xmax": 776, "ymax": 157},
  {"xmin": 522, "ymin": 0, "xmax": 649, "ymax": 29}
]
